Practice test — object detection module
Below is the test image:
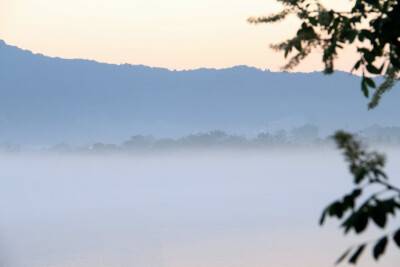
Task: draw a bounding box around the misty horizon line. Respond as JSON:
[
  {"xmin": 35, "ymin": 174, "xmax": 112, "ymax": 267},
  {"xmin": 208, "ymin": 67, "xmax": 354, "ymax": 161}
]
[
  {"xmin": 2, "ymin": 124, "xmax": 400, "ymax": 154},
  {"xmin": 0, "ymin": 39, "xmax": 357, "ymax": 75}
]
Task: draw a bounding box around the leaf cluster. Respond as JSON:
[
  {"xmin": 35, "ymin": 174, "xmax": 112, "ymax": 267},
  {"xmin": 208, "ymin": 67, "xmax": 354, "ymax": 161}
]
[
  {"xmin": 248, "ymin": 0, "xmax": 400, "ymax": 108},
  {"xmin": 319, "ymin": 131, "xmax": 400, "ymax": 264}
]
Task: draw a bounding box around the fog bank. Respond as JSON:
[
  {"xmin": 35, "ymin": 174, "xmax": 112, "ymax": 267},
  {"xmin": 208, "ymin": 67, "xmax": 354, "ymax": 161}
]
[{"xmin": 0, "ymin": 149, "xmax": 399, "ymax": 266}]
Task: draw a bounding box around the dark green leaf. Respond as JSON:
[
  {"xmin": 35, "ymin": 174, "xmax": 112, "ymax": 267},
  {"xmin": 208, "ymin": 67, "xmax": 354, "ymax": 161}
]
[
  {"xmin": 331, "ymin": 17, "xmax": 339, "ymax": 31},
  {"xmin": 358, "ymin": 31, "xmax": 365, "ymax": 42},
  {"xmin": 350, "ymin": 15, "xmax": 361, "ymax": 25},
  {"xmin": 318, "ymin": 10, "xmax": 333, "ymax": 27},
  {"xmin": 371, "ymin": 205, "xmax": 386, "ymax": 228},
  {"xmin": 366, "ymin": 64, "xmax": 381, "ymax": 74},
  {"xmin": 361, "ymin": 81, "xmax": 369, "ymax": 98},
  {"xmin": 328, "ymin": 202, "xmax": 344, "ymax": 218},
  {"xmin": 344, "ymin": 195, "xmax": 355, "ymax": 210},
  {"xmin": 360, "ymin": 29, "xmax": 374, "ymax": 40},
  {"xmin": 355, "ymin": 167, "xmax": 368, "ymax": 183},
  {"xmin": 364, "ymin": 77, "xmax": 376, "ymax": 88},
  {"xmin": 381, "ymin": 199, "xmax": 396, "ymax": 215},
  {"xmin": 347, "ymin": 30, "xmax": 358, "ymax": 43},
  {"xmin": 335, "ymin": 248, "xmax": 352, "ymax": 265},
  {"xmin": 352, "ymin": 189, "xmax": 362, "ymax": 198},
  {"xmin": 364, "ymin": 0, "xmax": 380, "ymax": 8},
  {"xmin": 319, "ymin": 210, "xmax": 326, "ymax": 225},
  {"xmin": 373, "ymin": 236, "xmax": 388, "ymax": 260},
  {"xmin": 293, "ymin": 39, "xmax": 302, "ymax": 52},
  {"xmin": 390, "ymin": 57, "xmax": 400, "ymax": 68},
  {"xmin": 342, "ymin": 213, "xmax": 356, "ymax": 234},
  {"xmin": 353, "ymin": 60, "xmax": 361, "ymax": 71},
  {"xmin": 348, "ymin": 244, "xmax": 366, "ymax": 264},
  {"xmin": 309, "ymin": 17, "xmax": 317, "ymax": 26},
  {"xmin": 284, "ymin": 45, "xmax": 292, "ymax": 58},
  {"xmin": 393, "ymin": 229, "xmax": 400, "ymax": 247},
  {"xmin": 362, "ymin": 49, "xmax": 375, "ymax": 63},
  {"xmin": 373, "ymin": 169, "xmax": 387, "ymax": 179},
  {"xmin": 354, "ymin": 212, "xmax": 368, "ymax": 233}
]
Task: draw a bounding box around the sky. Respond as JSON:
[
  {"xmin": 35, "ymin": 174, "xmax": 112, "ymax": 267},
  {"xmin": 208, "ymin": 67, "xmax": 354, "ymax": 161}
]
[{"xmin": 0, "ymin": 0, "xmax": 355, "ymax": 72}]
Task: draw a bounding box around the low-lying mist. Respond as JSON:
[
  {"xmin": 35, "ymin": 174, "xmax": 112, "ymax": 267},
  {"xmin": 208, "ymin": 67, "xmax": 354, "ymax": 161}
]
[{"xmin": 1, "ymin": 148, "xmax": 400, "ymax": 266}]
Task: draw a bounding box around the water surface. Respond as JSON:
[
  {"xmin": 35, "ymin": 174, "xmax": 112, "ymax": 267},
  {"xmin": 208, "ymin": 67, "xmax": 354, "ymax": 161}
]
[{"xmin": 0, "ymin": 148, "xmax": 399, "ymax": 266}]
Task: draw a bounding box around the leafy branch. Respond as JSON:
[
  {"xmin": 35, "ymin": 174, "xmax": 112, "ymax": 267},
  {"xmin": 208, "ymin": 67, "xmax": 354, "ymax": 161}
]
[
  {"xmin": 320, "ymin": 131, "xmax": 400, "ymax": 264},
  {"xmin": 248, "ymin": 0, "xmax": 400, "ymax": 108},
  {"xmin": 333, "ymin": 228, "xmax": 400, "ymax": 265}
]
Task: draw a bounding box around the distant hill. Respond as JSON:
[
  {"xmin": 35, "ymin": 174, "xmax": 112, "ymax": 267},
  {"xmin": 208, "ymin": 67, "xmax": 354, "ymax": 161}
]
[{"xmin": 0, "ymin": 40, "xmax": 399, "ymax": 146}]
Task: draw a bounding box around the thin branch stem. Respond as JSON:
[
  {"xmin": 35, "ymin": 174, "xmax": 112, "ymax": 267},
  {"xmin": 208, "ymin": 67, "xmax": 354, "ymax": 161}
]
[{"xmin": 374, "ymin": 179, "xmax": 400, "ymax": 194}]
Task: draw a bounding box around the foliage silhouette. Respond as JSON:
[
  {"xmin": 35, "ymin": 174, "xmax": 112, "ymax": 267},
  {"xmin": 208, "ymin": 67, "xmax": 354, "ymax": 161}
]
[
  {"xmin": 248, "ymin": 0, "xmax": 399, "ymax": 109},
  {"xmin": 249, "ymin": 0, "xmax": 400, "ymax": 264},
  {"xmin": 322, "ymin": 131, "xmax": 400, "ymax": 264}
]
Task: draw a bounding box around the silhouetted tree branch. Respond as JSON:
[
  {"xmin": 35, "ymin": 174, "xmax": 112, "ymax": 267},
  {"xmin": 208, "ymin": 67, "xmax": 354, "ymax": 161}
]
[{"xmin": 250, "ymin": 0, "xmax": 400, "ymax": 264}]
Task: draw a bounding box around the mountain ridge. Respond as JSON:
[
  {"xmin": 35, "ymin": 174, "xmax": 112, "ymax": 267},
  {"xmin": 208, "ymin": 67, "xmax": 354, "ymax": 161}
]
[
  {"xmin": 0, "ymin": 39, "xmax": 349, "ymax": 74},
  {"xmin": 0, "ymin": 40, "xmax": 399, "ymax": 146}
]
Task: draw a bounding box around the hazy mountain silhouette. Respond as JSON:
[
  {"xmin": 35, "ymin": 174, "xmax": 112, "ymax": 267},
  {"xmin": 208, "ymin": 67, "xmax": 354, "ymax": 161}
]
[{"xmin": 0, "ymin": 40, "xmax": 399, "ymax": 145}]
